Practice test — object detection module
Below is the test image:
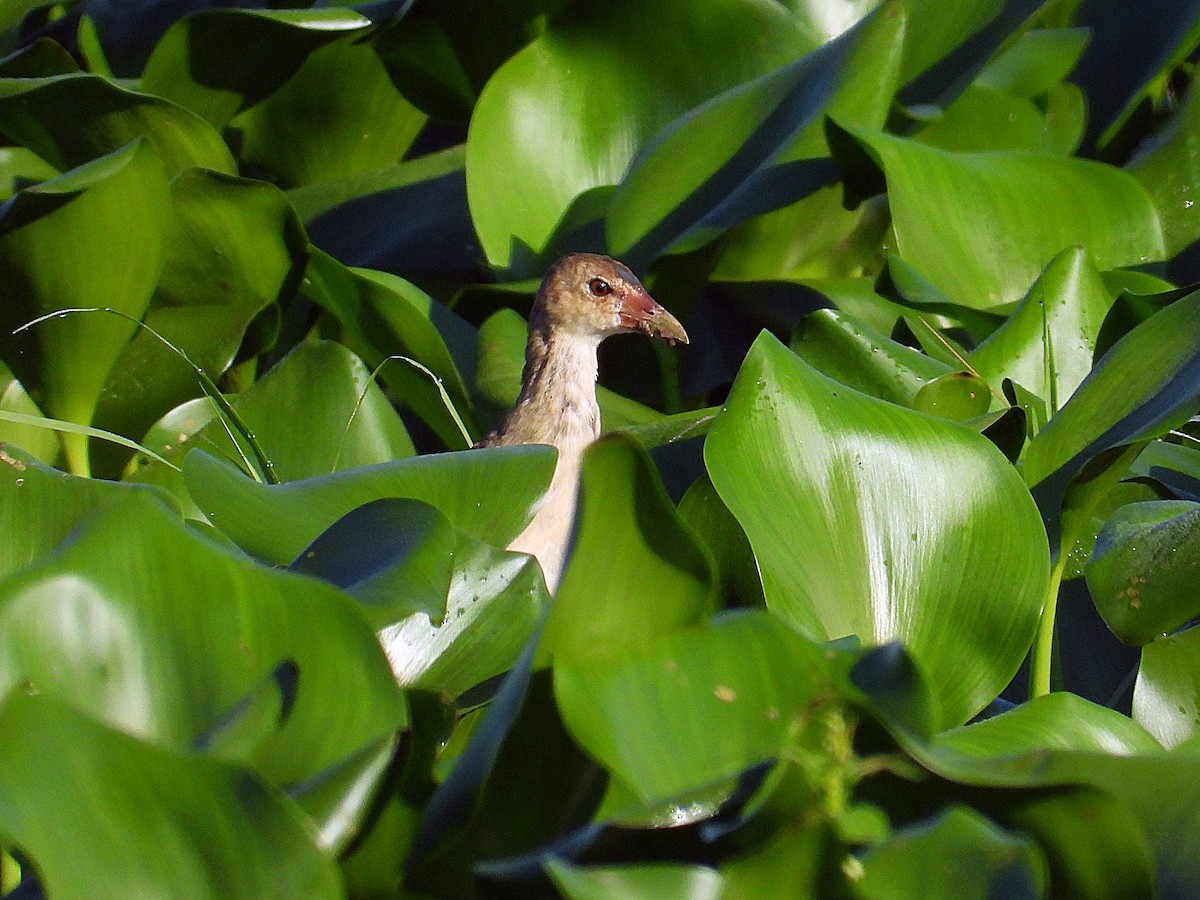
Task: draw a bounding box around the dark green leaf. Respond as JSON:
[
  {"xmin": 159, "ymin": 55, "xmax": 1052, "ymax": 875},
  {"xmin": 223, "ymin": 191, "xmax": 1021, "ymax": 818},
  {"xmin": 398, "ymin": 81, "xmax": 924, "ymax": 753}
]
[
  {"xmin": 0, "ymin": 73, "xmax": 234, "ymax": 174},
  {"xmin": 1085, "ymin": 500, "xmax": 1200, "ymax": 644},
  {"xmin": 0, "ymin": 692, "xmax": 344, "ymax": 899}
]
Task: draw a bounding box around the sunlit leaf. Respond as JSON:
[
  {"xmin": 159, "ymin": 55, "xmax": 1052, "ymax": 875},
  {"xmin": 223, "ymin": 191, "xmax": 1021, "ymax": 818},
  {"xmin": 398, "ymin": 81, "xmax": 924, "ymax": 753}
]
[
  {"xmin": 466, "ymin": 0, "xmax": 815, "ymax": 271},
  {"xmin": 706, "ymin": 332, "xmax": 1048, "ymax": 728},
  {"xmin": 555, "ymin": 611, "xmax": 826, "ymax": 802},
  {"xmin": 184, "ymin": 444, "xmax": 555, "ymax": 565},
  {"xmin": 828, "ymin": 121, "xmax": 1165, "ymax": 310},
  {"xmin": 0, "ymin": 493, "xmax": 405, "ymax": 786},
  {"xmin": 542, "ymin": 434, "xmax": 715, "ymax": 666},
  {"xmin": 0, "ymin": 140, "xmax": 170, "ymax": 473}
]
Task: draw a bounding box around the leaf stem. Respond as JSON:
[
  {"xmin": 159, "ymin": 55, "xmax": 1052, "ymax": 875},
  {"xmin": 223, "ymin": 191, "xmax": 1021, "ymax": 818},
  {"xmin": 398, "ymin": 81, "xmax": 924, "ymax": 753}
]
[{"xmin": 1029, "ymin": 545, "xmax": 1072, "ymax": 698}]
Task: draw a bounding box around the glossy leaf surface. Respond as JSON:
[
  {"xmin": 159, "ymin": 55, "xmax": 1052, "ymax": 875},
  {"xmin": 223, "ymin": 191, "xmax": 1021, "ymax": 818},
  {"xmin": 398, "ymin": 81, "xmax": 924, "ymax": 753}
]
[{"xmin": 706, "ymin": 333, "xmax": 1048, "ymax": 728}]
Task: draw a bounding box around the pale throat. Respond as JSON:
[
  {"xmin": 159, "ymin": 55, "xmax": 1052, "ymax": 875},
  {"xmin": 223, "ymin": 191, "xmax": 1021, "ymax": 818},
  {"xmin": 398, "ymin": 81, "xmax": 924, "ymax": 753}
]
[{"xmin": 510, "ymin": 325, "xmax": 604, "ymax": 453}]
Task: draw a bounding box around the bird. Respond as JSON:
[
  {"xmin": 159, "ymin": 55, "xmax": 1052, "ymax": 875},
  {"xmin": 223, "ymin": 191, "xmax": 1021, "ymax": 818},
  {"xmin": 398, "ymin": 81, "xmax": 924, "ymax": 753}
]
[{"xmin": 475, "ymin": 253, "xmax": 688, "ymax": 593}]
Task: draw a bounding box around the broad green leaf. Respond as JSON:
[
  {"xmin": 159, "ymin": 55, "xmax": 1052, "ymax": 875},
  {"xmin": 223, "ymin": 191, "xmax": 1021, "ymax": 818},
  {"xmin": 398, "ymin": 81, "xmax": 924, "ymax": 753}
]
[
  {"xmin": 127, "ymin": 341, "xmax": 415, "ymax": 512},
  {"xmin": 0, "ymin": 493, "xmax": 405, "ymax": 787},
  {"xmin": 1134, "ymin": 628, "xmax": 1200, "ymax": 749},
  {"xmin": 554, "ymin": 611, "xmax": 826, "ymax": 802},
  {"xmin": 0, "ymin": 140, "xmax": 170, "ymax": 474},
  {"xmin": 828, "ymin": 122, "xmax": 1165, "ymax": 310},
  {"xmin": 547, "ymin": 859, "xmax": 722, "ymax": 900},
  {"xmin": 1024, "ymin": 286, "xmax": 1200, "ymax": 492},
  {"xmin": 1000, "ymin": 786, "xmax": 1157, "ymax": 900},
  {"xmin": 606, "ymin": 3, "xmax": 903, "ymax": 265},
  {"xmin": 184, "ymin": 443, "xmax": 555, "ymax": 565},
  {"xmin": 542, "ymin": 434, "xmax": 715, "ymax": 665},
  {"xmin": 303, "ymin": 250, "xmax": 477, "ymax": 448},
  {"xmin": 854, "ymin": 806, "xmax": 1046, "ymax": 900},
  {"xmin": 935, "ymin": 693, "xmax": 1162, "ymax": 757},
  {"xmin": 974, "ymin": 27, "xmax": 1091, "ymax": 98},
  {"xmin": 791, "ymin": 308, "xmax": 953, "ymax": 407},
  {"xmin": 466, "ymin": 0, "xmax": 815, "ymax": 271},
  {"xmin": 292, "ymin": 497, "xmax": 547, "ymax": 697},
  {"xmin": 881, "ymin": 723, "xmax": 1200, "ymax": 897},
  {"xmin": 706, "ymin": 332, "xmax": 1048, "ymax": 728},
  {"xmin": 0, "ymin": 692, "xmax": 343, "ymax": 899},
  {"xmin": 235, "ymin": 37, "xmax": 426, "ymax": 188},
  {"xmin": 969, "ymin": 246, "xmax": 1114, "ymax": 416},
  {"xmin": 678, "ymin": 472, "xmax": 765, "ymax": 609},
  {"xmin": 914, "ymin": 83, "xmax": 1084, "ymax": 154},
  {"xmin": 0, "ymin": 444, "xmax": 171, "ymax": 580},
  {"xmin": 1085, "ymin": 500, "xmax": 1200, "ymax": 645},
  {"xmin": 93, "ymin": 167, "xmax": 308, "ymax": 474},
  {"xmin": 711, "ymin": 184, "xmax": 889, "ymax": 282},
  {"xmin": 0, "ymin": 72, "xmax": 235, "ymax": 174},
  {"xmin": 142, "ymin": 8, "xmax": 373, "ymax": 128}
]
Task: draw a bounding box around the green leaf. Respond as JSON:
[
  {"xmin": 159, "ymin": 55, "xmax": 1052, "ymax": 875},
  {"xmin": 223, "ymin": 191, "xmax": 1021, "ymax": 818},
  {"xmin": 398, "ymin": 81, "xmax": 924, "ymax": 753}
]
[
  {"xmin": 1134, "ymin": 627, "xmax": 1200, "ymax": 749},
  {"xmin": 0, "ymin": 692, "xmax": 344, "ymax": 899},
  {"xmin": 0, "ymin": 140, "xmax": 170, "ymax": 474},
  {"xmin": 465, "ymin": 0, "xmax": 815, "ymax": 270},
  {"xmin": 1024, "ymin": 286, "xmax": 1200, "ymax": 492},
  {"xmin": 854, "ymin": 806, "xmax": 1046, "ymax": 900},
  {"xmin": 678, "ymin": 472, "xmax": 765, "ymax": 610},
  {"xmin": 791, "ymin": 308, "xmax": 953, "ymax": 407},
  {"xmin": 974, "ymin": 28, "xmax": 1091, "ymax": 98},
  {"xmin": 999, "ymin": 786, "xmax": 1157, "ymax": 900},
  {"xmin": 969, "ymin": 246, "xmax": 1114, "ymax": 417},
  {"xmin": 93, "ymin": 167, "xmax": 308, "ymax": 474},
  {"xmin": 828, "ymin": 121, "xmax": 1165, "ymax": 310},
  {"xmin": 542, "ymin": 434, "xmax": 715, "ymax": 665},
  {"xmin": 0, "ymin": 444, "xmax": 171, "ymax": 581},
  {"xmin": 547, "ymin": 859, "xmax": 723, "ymax": 900},
  {"xmin": 606, "ymin": 3, "xmax": 903, "ymax": 265},
  {"xmin": 303, "ymin": 250, "xmax": 477, "ymax": 448},
  {"xmin": 141, "ymin": 8, "xmax": 374, "ymax": 129},
  {"xmin": 184, "ymin": 443, "xmax": 555, "ymax": 565},
  {"xmin": 234, "ymin": 36, "xmax": 426, "ymax": 188},
  {"xmin": 935, "ymin": 692, "xmax": 1163, "ymax": 757},
  {"xmin": 911, "ymin": 371, "xmax": 991, "ymax": 421},
  {"xmin": 292, "ymin": 497, "xmax": 548, "ymax": 697},
  {"xmin": 0, "ymin": 493, "xmax": 405, "ymax": 787},
  {"xmin": 914, "ymin": 83, "xmax": 1083, "ymax": 154},
  {"xmin": 705, "ymin": 332, "xmax": 1048, "ymax": 728},
  {"xmin": 0, "ymin": 73, "xmax": 235, "ymax": 175},
  {"xmin": 1085, "ymin": 500, "xmax": 1200, "ymax": 645},
  {"xmin": 554, "ymin": 611, "xmax": 826, "ymax": 802}
]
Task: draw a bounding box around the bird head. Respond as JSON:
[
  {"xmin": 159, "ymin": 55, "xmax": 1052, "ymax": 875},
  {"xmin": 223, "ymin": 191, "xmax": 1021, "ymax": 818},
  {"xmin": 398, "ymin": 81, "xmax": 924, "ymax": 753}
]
[{"xmin": 534, "ymin": 253, "xmax": 689, "ymax": 346}]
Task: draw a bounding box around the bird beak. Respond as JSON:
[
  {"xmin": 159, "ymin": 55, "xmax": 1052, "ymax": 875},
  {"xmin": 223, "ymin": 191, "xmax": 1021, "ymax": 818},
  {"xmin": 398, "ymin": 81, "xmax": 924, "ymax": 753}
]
[{"xmin": 618, "ymin": 285, "xmax": 689, "ymax": 346}]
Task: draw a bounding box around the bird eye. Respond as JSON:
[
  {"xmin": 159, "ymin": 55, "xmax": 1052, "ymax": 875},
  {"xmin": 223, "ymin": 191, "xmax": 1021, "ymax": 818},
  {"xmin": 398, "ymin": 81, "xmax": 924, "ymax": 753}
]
[{"xmin": 587, "ymin": 277, "xmax": 612, "ymax": 297}]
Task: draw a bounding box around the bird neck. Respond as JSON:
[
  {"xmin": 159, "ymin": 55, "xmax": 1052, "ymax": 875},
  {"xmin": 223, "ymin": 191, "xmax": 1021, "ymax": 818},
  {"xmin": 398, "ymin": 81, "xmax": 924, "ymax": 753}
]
[{"xmin": 508, "ymin": 322, "xmax": 602, "ymax": 449}]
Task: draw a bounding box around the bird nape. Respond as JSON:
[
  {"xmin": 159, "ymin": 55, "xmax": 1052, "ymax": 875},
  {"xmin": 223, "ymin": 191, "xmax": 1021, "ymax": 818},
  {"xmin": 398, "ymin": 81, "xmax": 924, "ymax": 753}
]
[{"xmin": 475, "ymin": 252, "xmax": 688, "ymax": 593}]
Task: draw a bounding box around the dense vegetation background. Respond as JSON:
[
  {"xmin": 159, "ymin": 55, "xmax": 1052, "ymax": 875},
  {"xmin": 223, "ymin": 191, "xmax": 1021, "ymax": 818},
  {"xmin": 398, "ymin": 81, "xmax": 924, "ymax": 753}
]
[{"xmin": 2, "ymin": 0, "xmax": 1200, "ymax": 896}]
